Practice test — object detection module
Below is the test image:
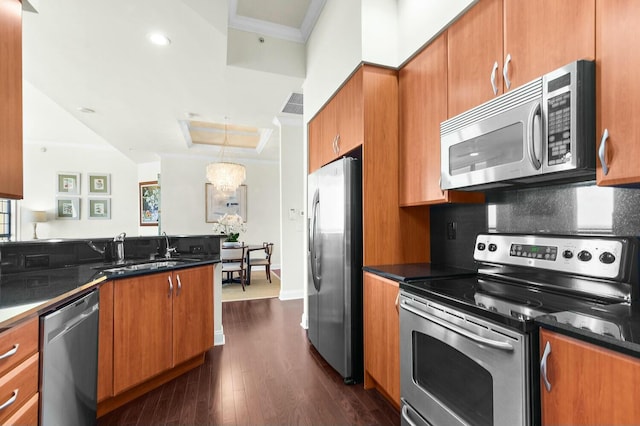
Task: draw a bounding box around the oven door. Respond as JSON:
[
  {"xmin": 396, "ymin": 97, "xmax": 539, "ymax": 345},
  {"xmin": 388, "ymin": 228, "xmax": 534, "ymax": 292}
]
[{"xmin": 400, "ymin": 293, "xmax": 530, "ymax": 426}]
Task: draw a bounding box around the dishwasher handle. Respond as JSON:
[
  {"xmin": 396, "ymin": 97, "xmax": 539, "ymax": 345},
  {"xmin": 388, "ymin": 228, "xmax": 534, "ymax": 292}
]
[{"xmin": 45, "ymin": 293, "xmax": 99, "ymax": 344}]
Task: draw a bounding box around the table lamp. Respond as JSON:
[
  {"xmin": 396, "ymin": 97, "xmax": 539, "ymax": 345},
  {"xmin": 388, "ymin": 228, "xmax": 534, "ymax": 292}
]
[{"xmin": 31, "ymin": 210, "xmax": 48, "ymax": 239}]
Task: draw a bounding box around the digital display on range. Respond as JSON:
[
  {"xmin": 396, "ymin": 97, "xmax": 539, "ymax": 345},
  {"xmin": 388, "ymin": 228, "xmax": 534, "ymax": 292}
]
[{"xmin": 510, "ymin": 244, "xmax": 558, "ymax": 261}]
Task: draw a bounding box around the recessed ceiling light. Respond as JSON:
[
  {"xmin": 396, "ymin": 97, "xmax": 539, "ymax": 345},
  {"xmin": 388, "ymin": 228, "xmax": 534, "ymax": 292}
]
[
  {"xmin": 148, "ymin": 32, "xmax": 171, "ymax": 46},
  {"xmin": 77, "ymin": 107, "xmax": 95, "ymax": 113}
]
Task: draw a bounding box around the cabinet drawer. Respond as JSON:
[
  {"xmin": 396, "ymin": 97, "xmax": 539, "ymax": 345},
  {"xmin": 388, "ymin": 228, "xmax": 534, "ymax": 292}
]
[
  {"xmin": 0, "ymin": 318, "xmax": 38, "ymax": 377},
  {"xmin": 0, "ymin": 392, "xmax": 38, "ymax": 426},
  {"xmin": 0, "ymin": 353, "xmax": 38, "ymax": 424}
]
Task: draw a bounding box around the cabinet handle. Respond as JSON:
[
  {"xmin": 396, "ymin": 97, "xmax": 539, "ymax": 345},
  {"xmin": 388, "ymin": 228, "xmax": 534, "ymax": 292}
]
[
  {"xmin": 176, "ymin": 274, "xmax": 182, "ymax": 296},
  {"xmin": 490, "ymin": 61, "xmax": 499, "ymax": 95},
  {"xmin": 503, "ymin": 53, "xmax": 512, "ymax": 90},
  {"xmin": 332, "ymin": 135, "xmax": 338, "ymax": 154},
  {"xmin": 335, "ymin": 134, "xmax": 341, "ymax": 154},
  {"xmin": 0, "ymin": 390, "xmax": 18, "ymax": 411},
  {"xmin": 540, "ymin": 340, "xmax": 552, "ymax": 392},
  {"xmin": 168, "ymin": 275, "xmax": 173, "ymax": 297},
  {"xmin": 0, "ymin": 344, "xmax": 18, "ymax": 360},
  {"xmin": 598, "ymin": 128, "xmax": 610, "ymax": 176},
  {"xmin": 395, "ymin": 291, "xmax": 400, "ymax": 314}
]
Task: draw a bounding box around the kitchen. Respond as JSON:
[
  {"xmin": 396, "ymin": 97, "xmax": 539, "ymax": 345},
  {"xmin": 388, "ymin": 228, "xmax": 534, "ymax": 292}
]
[{"xmin": 2, "ymin": 0, "xmax": 640, "ymax": 425}]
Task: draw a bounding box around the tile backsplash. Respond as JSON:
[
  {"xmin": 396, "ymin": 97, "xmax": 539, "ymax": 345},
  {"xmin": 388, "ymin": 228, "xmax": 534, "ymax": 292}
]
[{"xmin": 430, "ymin": 181, "xmax": 640, "ymax": 268}]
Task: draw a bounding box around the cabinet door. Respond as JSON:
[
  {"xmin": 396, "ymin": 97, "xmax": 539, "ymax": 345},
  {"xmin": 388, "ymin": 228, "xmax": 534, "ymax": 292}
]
[
  {"xmin": 113, "ymin": 274, "xmax": 173, "ymax": 394},
  {"xmin": 172, "ymin": 266, "xmax": 214, "ymax": 366},
  {"xmin": 504, "ymin": 0, "xmax": 594, "ymax": 89},
  {"xmin": 447, "ymin": 0, "xmax": 504, "ymax": 118},
  {"xmin": 540, "ymin": 329, "xmax": 640, "ymax": 424},
  {"xmin": 97, "ymin": 281, "xmax": 114, "ymax": 402},
  {"xmin": 596, "ymin": 0, "xmax": 640, "ymax": 186},
  {"xmin": 363, "ymin": 272, "xmax": 400, "ymax": 406},
  {"xmin": 334, "ymin": 68, "xmax": 363, "ymax": 155},
  {"xmin": 0, "ymin": 0, "xmax": 23, "ymax": 199},
  {"xmin": 399, "ymin": 33, "xmax": 448, "ymax": 205},
  {"xmin": 308, "ymin": 99, "xmax": 337, "ymax": 174}
]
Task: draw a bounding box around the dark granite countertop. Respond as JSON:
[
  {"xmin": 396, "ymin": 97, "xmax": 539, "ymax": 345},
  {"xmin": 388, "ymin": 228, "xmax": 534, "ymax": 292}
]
[
  {"xmin": 0, "ymin": 256, "xmax": 219, "ymax": 329},
  {"xmin": 363, "ymin": 263, "xmax": 476, "ymax": 282},
  {"xmin": 536, "ymin": 302, "xmax": 640, "ymax": 359}
]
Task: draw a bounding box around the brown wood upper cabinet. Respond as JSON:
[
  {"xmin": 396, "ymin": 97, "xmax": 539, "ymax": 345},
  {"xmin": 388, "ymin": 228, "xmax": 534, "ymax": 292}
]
[
  {"xmin": 595, "ymin": 0, "xmax": 640, "ymax": 186},
  {"xmin": 0, "ymin": 0, "xmax": 23, "ymax": 199},
  {"xmin": 539, "ymin": 328, "xmax": 640, "ymax": 424},
  {"xmin": 399, "ymin": 32, "xmax": 484, "ymax": 206},
  {"xmin": 112, "ymin": 265, "xmax": 214, "ymax": 395},
  {"xmin": 448, "ymin": 0, "xmax": 595, "ymax": 118},
  {"xmin": 307, "ymin": 69, "xmax": 364, "ymax": 174},
  {"xmin": 363, "ymin": 272, "xmax": 400, "ymax": 408}
]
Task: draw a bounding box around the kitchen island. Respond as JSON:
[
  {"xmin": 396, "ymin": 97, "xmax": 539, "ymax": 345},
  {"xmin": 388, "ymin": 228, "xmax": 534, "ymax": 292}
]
[{"xmin": 0, "ymin": 234, "xmax": 222, "ymax": 422}]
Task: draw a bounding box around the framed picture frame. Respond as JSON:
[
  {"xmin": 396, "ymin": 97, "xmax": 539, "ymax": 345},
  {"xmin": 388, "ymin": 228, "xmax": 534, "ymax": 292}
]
[
  {"xmin": 56, "ymin": 172, "xmax": 81, "ymax": 195},
  {"xmin": 139, "ymin": 181, "xmax": 160, "ymax": 226},
  {"xmin": 88, "ymin": 198, "xmax": 111, "ymax": 220},
  {"xmin": 56, "ymin": 197, "xmax": 80, "ymax": 220},
  {"xmin": 88, "ymin": 173, "xmax": 111, "ymax": 195},
  {"xmin": 205, "ymin": 184, "xmax": 247, "ymax": 223}
]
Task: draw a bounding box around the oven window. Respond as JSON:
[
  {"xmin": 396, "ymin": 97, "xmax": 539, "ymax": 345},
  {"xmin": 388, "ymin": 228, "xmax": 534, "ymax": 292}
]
[
  {"xmin": 449, "ymin": 122, "xmax": 523, "ymax": 175},
  {"xmin": 413, "ymin": 332, "xmax": 493, "ymax": 426}
]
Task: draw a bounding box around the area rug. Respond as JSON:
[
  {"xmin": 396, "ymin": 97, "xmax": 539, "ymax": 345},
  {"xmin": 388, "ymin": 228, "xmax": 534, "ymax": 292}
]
[{"xmin": 222, "ymin": 273, "xmax": 281, "ymax": 302}]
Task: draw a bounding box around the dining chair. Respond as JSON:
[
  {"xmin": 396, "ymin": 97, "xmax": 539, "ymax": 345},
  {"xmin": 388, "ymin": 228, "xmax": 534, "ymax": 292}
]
[
  {"xmin": 248, "ymin": 242, "xmax": 274, "ymax": 283},
  {"xmin": 221, "ymin": 245, "xmax": 247, "ymax": 291}
]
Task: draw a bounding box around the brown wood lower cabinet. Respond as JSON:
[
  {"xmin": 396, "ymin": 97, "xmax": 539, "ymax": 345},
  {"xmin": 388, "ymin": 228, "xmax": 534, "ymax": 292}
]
[
  {"xmin": 98, "ymin": 265, "xmax": 214, "ymax": 415},
  {"xmin": 540, "ymin": 328, "xmax": 640, "ymax": 424},
  {"xmin": 363, "ymin": 272, "xmax": 400, "ymax": 408}
]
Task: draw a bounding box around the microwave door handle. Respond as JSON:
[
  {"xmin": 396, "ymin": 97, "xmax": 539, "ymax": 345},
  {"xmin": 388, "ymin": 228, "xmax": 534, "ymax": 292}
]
[{"xmin": 528, "ymin": 101, "xmax": 542, "ymax": 170}]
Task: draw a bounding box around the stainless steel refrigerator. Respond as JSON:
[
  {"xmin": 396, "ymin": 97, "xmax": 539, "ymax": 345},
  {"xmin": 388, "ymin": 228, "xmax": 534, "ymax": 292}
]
[{"xmin": 307, "ymin": 157, "xmax": 363, "ymax": 384}]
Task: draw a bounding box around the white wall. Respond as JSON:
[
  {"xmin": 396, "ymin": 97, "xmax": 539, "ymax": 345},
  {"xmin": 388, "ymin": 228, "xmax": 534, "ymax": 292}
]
[
  {"xmin": 21, "ymin": 142, "xmax": 139, "ymax": 240},
  {"xmin": 158, "ymin": 154, "xmax": 281, "ymax": 266},
  {"xmin": 361, "ymin": 0, "xmax": 398, "ymax": 65},
  {"xmin": 275, "ymin": 116, "xmax": 305, "ymax": 301},
  {"xmin": 397, "ymin": 0, "xmax": 477, "ymax": 65},
  {"xmin": 304, "ymin": 0, "xmax": 363, "ymax": 121}
]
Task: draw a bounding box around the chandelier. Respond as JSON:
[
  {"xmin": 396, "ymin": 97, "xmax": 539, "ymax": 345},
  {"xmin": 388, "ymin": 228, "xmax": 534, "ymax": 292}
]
[{"xmin": 206, "ymin": 119, "xmax": 246, "ymax": 192}]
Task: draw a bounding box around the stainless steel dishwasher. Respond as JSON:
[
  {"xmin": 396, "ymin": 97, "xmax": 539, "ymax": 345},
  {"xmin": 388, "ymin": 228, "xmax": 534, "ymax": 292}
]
[{"xmin": 40, "ymin": 290, "xmax": 99, "ymax": 426}]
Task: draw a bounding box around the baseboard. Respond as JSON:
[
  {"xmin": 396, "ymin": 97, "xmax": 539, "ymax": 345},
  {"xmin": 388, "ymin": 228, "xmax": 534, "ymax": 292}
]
[
  {"xmin": 300, "ymin": 312, "xmax": 308, "ymax": 329},
  {"xmin": 279, "ymin": 288, "xmax": 303, "ymax": 300},
  {"xmin": 214, "ymin": 326, "xmax": 225, "ymax": 346}
]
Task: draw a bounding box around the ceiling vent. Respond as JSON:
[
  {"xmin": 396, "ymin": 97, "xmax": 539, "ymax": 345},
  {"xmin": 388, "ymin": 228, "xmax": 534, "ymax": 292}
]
[{"xmin": 281, "ymin": 92, "xmax": 303, "ymax": 115}]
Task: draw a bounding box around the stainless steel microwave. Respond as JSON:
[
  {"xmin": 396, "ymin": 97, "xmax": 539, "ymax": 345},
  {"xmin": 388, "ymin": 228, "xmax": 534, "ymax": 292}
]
[{"xmin": 440, "ymin": 60, "xmax": 595, "ymax": 191}]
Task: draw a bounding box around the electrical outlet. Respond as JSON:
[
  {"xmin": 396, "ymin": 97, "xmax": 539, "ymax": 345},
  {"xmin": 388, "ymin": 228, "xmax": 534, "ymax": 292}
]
[{"xmin": 447, "ymin": 222, "xmax": 457, "ymax": 240}]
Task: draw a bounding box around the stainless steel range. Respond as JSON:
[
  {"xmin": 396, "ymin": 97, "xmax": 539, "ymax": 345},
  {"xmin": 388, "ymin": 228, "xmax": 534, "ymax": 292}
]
[{"xmin": 399, "ymin": 233, "xmax": 639, "ymax": 426}]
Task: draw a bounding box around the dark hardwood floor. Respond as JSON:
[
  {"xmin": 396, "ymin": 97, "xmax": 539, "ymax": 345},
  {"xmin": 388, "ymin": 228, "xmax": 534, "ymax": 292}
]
[{"xmin": 98, "ymin": 298, "xmax": 400, "ymax": 425}]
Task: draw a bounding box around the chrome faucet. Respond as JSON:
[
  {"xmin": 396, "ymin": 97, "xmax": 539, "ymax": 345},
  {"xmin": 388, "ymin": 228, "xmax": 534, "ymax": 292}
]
[
  {"xmin": 114, "ymin": 232, "xmax": 126, "ymax": 263},
  {"xmin": 162, "ymin": 232, "xmax": 176, "ymax": 259}
]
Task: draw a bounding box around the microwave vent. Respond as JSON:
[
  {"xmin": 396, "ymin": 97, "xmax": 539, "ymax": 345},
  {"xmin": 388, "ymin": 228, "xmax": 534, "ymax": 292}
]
[{"xmin": 441, "ymin": 78, "xmax": 543, "ymax": 135}]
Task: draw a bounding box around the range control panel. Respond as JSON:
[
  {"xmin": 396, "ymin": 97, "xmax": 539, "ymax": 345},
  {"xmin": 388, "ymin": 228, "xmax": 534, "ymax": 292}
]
[{"xmin": 474, "ymin": 233, "xmax": 628, "ymax": 280}]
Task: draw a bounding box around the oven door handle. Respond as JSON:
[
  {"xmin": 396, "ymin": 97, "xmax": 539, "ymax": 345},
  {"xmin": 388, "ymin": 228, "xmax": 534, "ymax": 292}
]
[
  {"xmin": 401, "ymin": 405, "xmax": 418, "ymax": 426},
  {"xmin": 401, "ymin": 301, "xmax": 514, "ymax": 352}
]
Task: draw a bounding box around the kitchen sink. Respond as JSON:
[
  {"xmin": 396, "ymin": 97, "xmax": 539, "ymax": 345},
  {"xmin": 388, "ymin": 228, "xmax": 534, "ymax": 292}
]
[{"xmin": 101, "ymin": 259, "xmax": 196, "ymax": 273}]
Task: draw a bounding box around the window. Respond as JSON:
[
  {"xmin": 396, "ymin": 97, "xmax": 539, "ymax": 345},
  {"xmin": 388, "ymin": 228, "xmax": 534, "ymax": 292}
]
[{"xmin": 0, "ymin": 199, "xmax": 13, "ymax": 241}]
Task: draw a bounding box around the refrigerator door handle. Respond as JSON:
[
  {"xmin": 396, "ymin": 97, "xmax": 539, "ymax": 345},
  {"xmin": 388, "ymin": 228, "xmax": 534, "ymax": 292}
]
[{"xmin": 310, "ymin": 189, "xmax": 321, "ymax": 291}]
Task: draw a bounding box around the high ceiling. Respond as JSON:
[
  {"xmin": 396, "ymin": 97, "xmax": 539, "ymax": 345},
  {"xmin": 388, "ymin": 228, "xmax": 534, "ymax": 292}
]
[{"xmin": 22, "ymin": 0, "xmax": 324, "ymax": 163}]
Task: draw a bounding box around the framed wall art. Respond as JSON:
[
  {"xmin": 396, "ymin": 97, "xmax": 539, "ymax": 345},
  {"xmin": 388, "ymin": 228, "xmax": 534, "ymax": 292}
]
[
  {"xmin": 88, "ymin": 198, "xmax": 111, "ymax": 220},
  {"xmin": 205, "ymin": 183, "xmax": 247, "ymax": 223},
  {"xmin": 88, "ymin": 173, "xmax": 111, "ymax": 195},
  {"xmin": 56, "ymin": 172, "xmax": 81, "ymax": 195},
  {"xmin": 139, "ymin": 181, "xmax": 160, "ymax": 226},
  {"xmin": 56, "ymin": 197, "xmax": 80, "ymax": 220}
]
